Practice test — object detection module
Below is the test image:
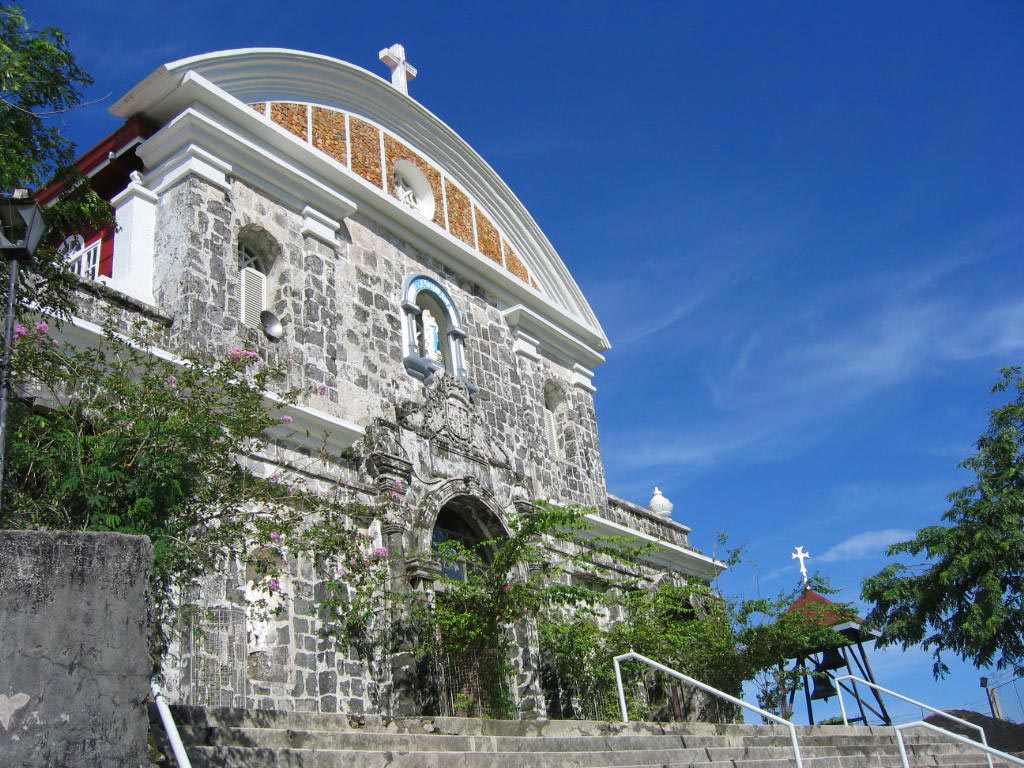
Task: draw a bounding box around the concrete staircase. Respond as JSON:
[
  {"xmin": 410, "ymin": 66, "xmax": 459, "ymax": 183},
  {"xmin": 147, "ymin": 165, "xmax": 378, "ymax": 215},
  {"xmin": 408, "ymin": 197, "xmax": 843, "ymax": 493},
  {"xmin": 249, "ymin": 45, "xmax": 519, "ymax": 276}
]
[{"xmin": 157, "ymin": 705, "xmax": 1014, "ymax": 768}]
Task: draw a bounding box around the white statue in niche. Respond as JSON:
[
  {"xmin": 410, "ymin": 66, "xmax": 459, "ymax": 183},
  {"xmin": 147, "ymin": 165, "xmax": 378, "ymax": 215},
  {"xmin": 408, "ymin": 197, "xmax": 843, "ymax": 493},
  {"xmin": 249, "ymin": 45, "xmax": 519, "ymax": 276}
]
[
  {"xmin": 244, "ymin": 577, "xmax": 281, "ymax": 654},
  {"xmin": 394, "ymin": 171, "xmax": 417, "ymax": 208},
  {"xmin": 421, "ymin": 308, "xmax": 442, "ymax": 363}
]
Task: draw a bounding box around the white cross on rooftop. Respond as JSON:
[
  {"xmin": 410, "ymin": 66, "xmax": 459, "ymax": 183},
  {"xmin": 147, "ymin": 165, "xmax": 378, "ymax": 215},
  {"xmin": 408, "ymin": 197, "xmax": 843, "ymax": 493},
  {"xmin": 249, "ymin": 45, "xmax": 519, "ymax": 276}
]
[{"xmin": 379, "ymin": 43, "xmax": 417, "ymax": 95}]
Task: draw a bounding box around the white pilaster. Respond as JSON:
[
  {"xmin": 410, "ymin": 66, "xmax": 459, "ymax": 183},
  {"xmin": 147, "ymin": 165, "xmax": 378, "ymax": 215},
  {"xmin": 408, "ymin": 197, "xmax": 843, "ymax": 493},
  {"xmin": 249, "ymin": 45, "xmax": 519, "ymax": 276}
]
[{"xmin": 109, "ymin": 172, "xmax": 158, "ymax": 305}]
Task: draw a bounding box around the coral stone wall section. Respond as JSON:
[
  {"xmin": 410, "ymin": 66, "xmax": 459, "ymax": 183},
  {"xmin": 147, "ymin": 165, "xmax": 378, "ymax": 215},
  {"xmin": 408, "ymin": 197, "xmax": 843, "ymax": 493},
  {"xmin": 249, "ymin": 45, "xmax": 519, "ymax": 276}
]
[
  {"xmin": 475, "ymin": 205, "xmax": 502, "ymax": 265},
  {"xmin": 312, "ymin": 107, "xmax": 347, "ymax": 166},
  {"xmin": 444, "ymin": 179, "xmax": 476, "ymax": 249},
  {"xmin": 0, "ymin": 531, "xmax": 152, "ymax": 768},
  {"xmin": 349, "ymin": 117, "xmax": 384, "ymax": 190},
  {"xmin": 271, "ymin": 102, "xmax": 309, "ymax": 142},
  {"xmin": 503, "ymin": 240, "xmax": 530, "ymax": 284},
  {"xmin": 263, "ymin": 102, "xmax": 534, "ymax": 286}
]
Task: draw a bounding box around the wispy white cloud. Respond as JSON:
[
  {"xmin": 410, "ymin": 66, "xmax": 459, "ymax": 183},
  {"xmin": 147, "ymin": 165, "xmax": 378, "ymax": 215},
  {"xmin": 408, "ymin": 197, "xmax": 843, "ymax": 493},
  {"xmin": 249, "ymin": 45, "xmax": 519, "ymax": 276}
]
[
  {"xmin": 604, "ymin": 219, "xmax": 1024, "ymax": 481},
  {"xmin": 818, "ymin": 529, "xmax": 915, "ymax": 563}
]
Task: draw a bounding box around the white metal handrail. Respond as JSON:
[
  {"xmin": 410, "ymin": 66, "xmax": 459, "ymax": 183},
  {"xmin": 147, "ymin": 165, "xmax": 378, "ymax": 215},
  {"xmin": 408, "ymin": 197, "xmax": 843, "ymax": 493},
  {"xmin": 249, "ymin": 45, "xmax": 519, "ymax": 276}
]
[
  {"xmin": 834, "ymin": 674, "xmax": 993, "ymax": 768},
  {"xmin": 613, "ymin": 651, "xmax": 803, "ymax": 768},
  {"xmin": 151, "ymin": 680, "xmax": 192, "ymax": 768},
  {"xmin": 894, "ymin": 720, "xmax": 1024, "ymax": 768}
]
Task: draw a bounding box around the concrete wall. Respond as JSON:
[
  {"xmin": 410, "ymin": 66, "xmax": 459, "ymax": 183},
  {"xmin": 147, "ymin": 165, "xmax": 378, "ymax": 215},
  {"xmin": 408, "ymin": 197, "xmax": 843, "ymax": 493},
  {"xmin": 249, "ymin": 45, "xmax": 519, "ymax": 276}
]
[{"xmin": 0, "ymin": 531, "xmax": 153, "ymax": 768}]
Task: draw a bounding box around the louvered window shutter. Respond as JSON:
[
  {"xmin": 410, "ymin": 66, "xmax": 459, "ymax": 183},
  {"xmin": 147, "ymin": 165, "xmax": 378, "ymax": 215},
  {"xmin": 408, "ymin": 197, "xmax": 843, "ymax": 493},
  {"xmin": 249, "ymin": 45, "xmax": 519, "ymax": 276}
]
[
  {"xmin": 240, "ymin": 267, "xmax": 266, "ymax": 327},
  {"xmin": 543, "ymin": 407, "xmax": 560, "ymax": 457}
]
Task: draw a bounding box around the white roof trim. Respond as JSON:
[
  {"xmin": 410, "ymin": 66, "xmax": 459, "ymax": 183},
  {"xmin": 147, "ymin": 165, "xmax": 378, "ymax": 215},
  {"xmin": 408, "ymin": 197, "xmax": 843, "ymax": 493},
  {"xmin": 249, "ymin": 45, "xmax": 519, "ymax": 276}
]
[
  {"xmin": 111, "ymin": 48, "xmax": 610, "ymax": 353},
  {"xmin": 61, "ymin": 314, "xmax": 364, "ymax": 457},
  {"xmin": 583, "ymin": 512, "xmax": 725, "ymax": 580}
]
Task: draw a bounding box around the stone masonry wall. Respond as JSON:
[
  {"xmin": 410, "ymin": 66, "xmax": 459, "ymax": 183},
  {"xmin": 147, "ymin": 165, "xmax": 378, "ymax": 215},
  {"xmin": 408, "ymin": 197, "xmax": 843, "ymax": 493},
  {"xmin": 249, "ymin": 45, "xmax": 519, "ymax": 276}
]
[
  {"xmin": 0, "ymin": 531, "xmax": 153, "ymax": 768},
  {"xmin": 148, "ymin": 174, "xmax": 608, "ymax": 507},
  {"xmin": 138, "ymin": 171, "xmax": 615, "ymax": 716}
]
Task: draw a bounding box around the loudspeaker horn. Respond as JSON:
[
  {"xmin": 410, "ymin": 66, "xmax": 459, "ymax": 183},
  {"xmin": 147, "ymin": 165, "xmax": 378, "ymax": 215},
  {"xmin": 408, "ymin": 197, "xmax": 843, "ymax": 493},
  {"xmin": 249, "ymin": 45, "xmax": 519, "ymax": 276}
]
[{"xmin": 260, "ymin": 310, "xmax": 284, "ymax": 340}]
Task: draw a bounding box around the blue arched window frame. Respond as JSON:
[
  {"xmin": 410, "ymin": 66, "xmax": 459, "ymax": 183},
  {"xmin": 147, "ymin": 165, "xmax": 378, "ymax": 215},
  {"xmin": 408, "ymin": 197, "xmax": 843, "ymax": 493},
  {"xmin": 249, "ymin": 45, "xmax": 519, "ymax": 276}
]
[{"xmin": 401, "ymin": 275, "xmax": 473, "ymax": 389}]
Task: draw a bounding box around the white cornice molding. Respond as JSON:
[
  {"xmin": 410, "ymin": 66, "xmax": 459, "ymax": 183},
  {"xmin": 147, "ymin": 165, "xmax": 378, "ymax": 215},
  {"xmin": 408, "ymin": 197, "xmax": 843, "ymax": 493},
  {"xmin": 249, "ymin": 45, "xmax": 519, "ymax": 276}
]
[
  {"xmin": 583, "ymin": 512, "xmax": 724, "ymax": 581},
  {"xmin": 111, "ymin": 48, "xmax": 610, "ymax": 353},
  {"xmin": 502, "ymin": 304, "xmax": 606, "ymax": 371},
  {"xmin": 137, "ymin": 105, "xmax": 358, "ymax": 222},
  {"xmin": 61, "ymin": 315, "xmax": 364, "ymax": 457}
]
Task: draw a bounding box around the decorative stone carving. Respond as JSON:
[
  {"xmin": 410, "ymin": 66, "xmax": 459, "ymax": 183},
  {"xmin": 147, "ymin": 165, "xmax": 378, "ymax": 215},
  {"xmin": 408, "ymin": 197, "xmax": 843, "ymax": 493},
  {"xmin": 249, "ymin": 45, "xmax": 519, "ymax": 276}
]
[
  {"xmin": 397, "ymin": 374, "xmax": 510, "ymax": 469},
  {"xmin": 360, "ymin": 418, "xmax": 413, "ymax": 495}
]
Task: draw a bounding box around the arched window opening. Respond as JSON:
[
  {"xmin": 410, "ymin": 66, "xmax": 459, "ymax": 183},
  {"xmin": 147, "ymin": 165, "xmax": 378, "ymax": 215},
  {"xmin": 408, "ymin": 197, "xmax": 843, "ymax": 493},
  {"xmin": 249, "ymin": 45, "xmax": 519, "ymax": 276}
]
[
  {"xmin": 431, "ymin": 496, "xmax": 506, "ymax": 583},
  {"xmin": 402, "ymin": 275, "xmax": 473, "ymax": 390},
  {"xmin": 237, "ymin": 226, "xmax": 280, "ymax": 330}
]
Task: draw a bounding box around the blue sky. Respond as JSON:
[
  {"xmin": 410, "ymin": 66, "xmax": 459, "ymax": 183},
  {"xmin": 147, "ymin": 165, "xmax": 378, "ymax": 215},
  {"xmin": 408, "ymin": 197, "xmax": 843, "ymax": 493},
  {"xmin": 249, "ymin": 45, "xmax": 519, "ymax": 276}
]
[{"xmin": 23, "ymin": 0, "xmax": 1024, "ymax": 723}]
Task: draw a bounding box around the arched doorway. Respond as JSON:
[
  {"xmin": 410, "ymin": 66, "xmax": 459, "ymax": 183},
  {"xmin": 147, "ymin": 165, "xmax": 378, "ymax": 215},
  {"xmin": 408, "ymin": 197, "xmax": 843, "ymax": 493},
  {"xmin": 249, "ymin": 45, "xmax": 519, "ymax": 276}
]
[
  {"xmin": 431, "ymin": 495, "xmax": 507, "ymax": 581},
  {"xmin": 427, "ymin": 494, "xmax": 514, "ymax": 717}
]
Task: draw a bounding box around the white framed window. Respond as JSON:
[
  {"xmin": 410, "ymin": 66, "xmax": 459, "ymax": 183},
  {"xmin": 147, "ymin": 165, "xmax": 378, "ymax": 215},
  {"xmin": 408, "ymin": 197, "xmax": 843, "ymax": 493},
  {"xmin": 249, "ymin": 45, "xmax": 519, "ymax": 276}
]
[{"xmin": 60, "ymin": 234, "xmax": 102, "ymax": 282}]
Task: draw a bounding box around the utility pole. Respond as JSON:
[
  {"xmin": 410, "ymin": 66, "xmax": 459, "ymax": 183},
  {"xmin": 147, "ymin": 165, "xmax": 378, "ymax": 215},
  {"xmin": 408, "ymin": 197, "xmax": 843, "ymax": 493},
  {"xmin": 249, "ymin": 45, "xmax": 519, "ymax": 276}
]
[{"xmin": 980, "ymin": 677, "xmax": 1006, "ymax": 721}]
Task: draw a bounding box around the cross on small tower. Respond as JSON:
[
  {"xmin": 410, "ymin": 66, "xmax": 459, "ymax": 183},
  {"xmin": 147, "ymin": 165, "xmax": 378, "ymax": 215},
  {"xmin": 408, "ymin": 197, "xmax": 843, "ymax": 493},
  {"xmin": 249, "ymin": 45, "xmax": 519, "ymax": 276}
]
[
  {"xmin": 379, "ymin": 43, "xmax": 417, "ymax": 95},
  {"xmin": 792, "ymin": 546, "xmax": 811, "ymax": 587}
]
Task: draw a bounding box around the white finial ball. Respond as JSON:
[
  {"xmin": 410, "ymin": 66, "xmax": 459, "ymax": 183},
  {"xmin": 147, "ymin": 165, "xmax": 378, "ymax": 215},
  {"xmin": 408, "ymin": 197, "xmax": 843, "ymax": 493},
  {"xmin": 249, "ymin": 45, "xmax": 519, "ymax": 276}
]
[{"xmin": 649, "ymin": 487, "xmax": 674, "ymax": 518}]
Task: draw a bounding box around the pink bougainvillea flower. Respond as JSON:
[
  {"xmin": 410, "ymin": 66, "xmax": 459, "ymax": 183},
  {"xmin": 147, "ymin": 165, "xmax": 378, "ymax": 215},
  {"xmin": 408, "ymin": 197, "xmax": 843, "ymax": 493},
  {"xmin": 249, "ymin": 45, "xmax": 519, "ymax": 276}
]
[
  {"xmin": 13, "ymin": 325, "xmax": 27, "ymax": 340},
  {"xmin": 281, "ymin": 415, "xmax": 293, "ymax": 425},
  {"xmin": 390, "ymin": 491, "xmax": 401, "ymax": 502},
  {"xmin": 371, "ymin": 546, "xmax": 388, "ymax": 559},
  {"xmin": 335, "ymin": 567, "xmax": 347, "ymax": 578},
  {"xmin": 35, "ymin": 320, "xmax": 48, "ymax": 334},
  {"xmin": 267, "ymin": 577, "xmax": 280, "ymax": 592},
  {"xmin": 166, "ymin": 375, "xmax": 178, "ymax": 389},
  {"xmin": 317, "ymin": 384, "xmax": 328, "ymax": 396},
  {"xmin": 228, "ymin": 346, "xmax": 261, "ymax": 364},
  {"xmin": 269, "ymin": 531, "xmax": 282, "ymax": 545}
]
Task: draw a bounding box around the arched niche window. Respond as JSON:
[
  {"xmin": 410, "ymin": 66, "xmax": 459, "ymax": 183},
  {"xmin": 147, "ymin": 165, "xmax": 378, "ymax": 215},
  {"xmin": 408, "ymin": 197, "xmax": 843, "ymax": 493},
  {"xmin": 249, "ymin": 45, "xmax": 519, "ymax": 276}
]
[
  {"xmin": 237, "ymin": 225, "xmax": 281, "ymax": 330},
  {"xmin": 543, "ymin": 381, "xmax": 570, "ymax": 459},
  {"xmin": 402, "ymin": 275, "xmax": 472, "ymax": 389}
]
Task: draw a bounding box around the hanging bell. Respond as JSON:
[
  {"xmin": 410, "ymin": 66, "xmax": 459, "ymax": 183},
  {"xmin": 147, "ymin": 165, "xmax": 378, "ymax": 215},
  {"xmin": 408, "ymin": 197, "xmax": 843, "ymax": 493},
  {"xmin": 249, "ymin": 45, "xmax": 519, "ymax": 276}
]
[
  {"xmin": 809, "ymin": 674, "xmax": 838, "ymax": 701},
  {"xmin": 818, "ymin": 647, "xmax": 847, "ymax": 671}
]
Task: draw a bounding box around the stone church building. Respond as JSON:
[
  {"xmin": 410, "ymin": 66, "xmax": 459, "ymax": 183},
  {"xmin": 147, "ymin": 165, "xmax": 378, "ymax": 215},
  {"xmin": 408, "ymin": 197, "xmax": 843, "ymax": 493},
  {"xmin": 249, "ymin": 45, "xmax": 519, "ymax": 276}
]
[{"xmin": 55, "ymin": 47, "xmax": 721, "ymax": 718}]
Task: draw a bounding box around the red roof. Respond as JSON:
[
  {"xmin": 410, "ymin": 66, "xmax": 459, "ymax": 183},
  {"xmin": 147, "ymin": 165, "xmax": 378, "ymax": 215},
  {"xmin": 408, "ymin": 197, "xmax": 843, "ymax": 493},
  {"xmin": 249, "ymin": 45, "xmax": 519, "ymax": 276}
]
[
  {"xmin": 35, "ymin": 116, "xmax": 155, "ymax": 205},
  {"xmin": 786, "ymin": 589, "xmax": 865, "ymax": 628}
]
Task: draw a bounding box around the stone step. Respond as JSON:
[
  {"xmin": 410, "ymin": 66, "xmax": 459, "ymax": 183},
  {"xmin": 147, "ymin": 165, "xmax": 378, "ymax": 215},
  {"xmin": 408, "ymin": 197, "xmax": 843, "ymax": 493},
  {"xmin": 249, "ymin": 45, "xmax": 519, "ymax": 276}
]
[
  {"xmin": 185, "ymin": 724, "xmax": 936, "ymax": 762},
  {"xmin": 161, "ymin": 706, "xmax": 1014, "ymax": 768},
  {"xmin": 183, "ymin": 746, "xmax": 878, "ymax": 768},
  {"xmin": 179, "ymin": 720, "xmax": 986, "ymax": 757},
  {"xmin": 185, "ymin": 746, "xmax": 1012, "ymax": 768}
]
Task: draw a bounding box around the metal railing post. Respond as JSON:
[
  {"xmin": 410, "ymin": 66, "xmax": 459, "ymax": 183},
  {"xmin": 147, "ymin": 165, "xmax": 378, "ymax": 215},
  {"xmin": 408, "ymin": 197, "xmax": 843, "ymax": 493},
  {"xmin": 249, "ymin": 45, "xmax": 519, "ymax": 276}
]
[
  {"xmin": 151, "ymin": 680, "xmax": 192, "ymax": 768},
  {"xmin": 613, "ymin": 651, "xmax": 803, "ymax": 768},
  {"xmin": 894, "ymin": 721, "xmax": 1024, "ymax": 768},
  {"xmin": 833, "ymin": 674, "xmax": 995, "ymax": 768}
]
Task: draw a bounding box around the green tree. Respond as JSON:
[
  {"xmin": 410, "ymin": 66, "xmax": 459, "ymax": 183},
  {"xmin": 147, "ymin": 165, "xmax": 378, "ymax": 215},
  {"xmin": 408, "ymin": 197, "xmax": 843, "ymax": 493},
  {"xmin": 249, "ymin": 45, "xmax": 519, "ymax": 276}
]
[
  {"xmin": 863, "ymin": 366, "xmax": 1024, "ymax": 677},
  {"xmin": 6, "ymin": 320, "xmax": 386, "ymax": 660},
  {"xmin": 1, "ymin": 4, "xmax": 114, "ymax": 318}
]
